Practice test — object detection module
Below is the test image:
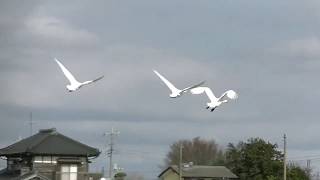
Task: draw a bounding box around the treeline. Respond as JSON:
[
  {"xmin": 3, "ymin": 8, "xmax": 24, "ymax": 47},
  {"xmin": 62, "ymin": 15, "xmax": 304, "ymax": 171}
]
[{"xmin": 164, "ymin": 137, "xmax": 310, "ymax": 180}]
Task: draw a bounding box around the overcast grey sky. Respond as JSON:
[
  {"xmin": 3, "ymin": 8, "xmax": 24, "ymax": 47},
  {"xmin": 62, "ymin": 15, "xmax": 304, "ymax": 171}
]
[{"xmin": 1, "ymin": 0, "xmax": 320, "ymax": 179}]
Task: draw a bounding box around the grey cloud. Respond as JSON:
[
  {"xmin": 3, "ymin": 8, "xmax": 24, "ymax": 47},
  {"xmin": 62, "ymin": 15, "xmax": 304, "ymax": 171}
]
[{"xmin": 2, "ymin": 0, "xmax": 320, "ymax": 178}]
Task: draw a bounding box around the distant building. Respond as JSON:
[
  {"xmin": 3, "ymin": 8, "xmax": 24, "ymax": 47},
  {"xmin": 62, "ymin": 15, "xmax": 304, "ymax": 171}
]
[
  {"xmin": 0, "ymin": 128, "xmax": 102, "ymax": 180},
  {"xmin": 158, "ymin": 165, "xmax": 238, "ymax": 180}
]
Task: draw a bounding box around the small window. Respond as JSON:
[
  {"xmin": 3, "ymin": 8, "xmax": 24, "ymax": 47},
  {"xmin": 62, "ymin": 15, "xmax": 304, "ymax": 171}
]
[
  {"xmin": 33, "ymin": 156, "xmax": 42, "ymax": 163},
  {"xmin": 34, "ymin": 156, "xmax": 57, "ymax": 164},
  {"xmin": 61, "ymin": 164, "xmax": 78, "ymax": 180},
  {"xmin": 51, "ymin": 156, "xmax": 58, "ymax": 164},
  {"xmin": 43, "ymin": 156, "xmax": 51, "ymax": 163}
]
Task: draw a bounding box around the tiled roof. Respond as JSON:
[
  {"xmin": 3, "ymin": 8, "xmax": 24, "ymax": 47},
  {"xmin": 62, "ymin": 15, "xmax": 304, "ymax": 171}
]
[
  {"xmin": 159, "ymin": 165, "xmax": 238, "ymax": 178},
  {"xmin": 0, "ymin": 128, "xmax": 100, "ymax": 157},
  {"xmin": 0, "ymin": 169, "xmax": 50, "ymax": 180}
]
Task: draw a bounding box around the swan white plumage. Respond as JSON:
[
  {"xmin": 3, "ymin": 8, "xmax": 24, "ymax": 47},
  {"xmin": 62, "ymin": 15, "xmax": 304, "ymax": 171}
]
[
  {"xmin": 191, "ymin": 87, "xmax": 238, "ymax": 111},
  {"xmin": 55, "ymin": 58, "xmax": 104, "ymax": 92},
  {"xmin": 153, "ymin": 70, "xmax": 205, "ymax": 98}
]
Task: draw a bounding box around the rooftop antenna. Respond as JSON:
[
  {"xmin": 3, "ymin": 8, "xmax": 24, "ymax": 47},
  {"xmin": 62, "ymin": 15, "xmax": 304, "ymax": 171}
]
[{"xmin": 104, "ymin": 127, "xmax": 120, "ymax": 179}]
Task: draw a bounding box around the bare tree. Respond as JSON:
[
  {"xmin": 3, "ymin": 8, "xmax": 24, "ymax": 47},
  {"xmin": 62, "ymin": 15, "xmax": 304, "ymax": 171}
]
[{"xmin": 164, "ymin": 137, "xmax": 225, "ymax": 167}]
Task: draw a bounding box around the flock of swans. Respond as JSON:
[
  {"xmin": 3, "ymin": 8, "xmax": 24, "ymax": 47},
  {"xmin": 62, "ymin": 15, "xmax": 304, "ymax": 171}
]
[{"xmin": 55, "ymin": 58, "xmax": 238, "ymax": 112}]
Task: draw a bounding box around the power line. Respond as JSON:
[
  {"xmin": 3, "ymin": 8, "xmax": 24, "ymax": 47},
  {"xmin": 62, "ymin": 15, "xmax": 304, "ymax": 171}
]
[
  {"xmin": 115, "ymin": 149, "xmax": 166, "ymax": 158},
  {"xmin": 289, "ymin": 157, "xmax": 320, "ymax": 162},
  {"xmin": 289, "ymin": 155, "xmax": 320, "ymax": 160}
]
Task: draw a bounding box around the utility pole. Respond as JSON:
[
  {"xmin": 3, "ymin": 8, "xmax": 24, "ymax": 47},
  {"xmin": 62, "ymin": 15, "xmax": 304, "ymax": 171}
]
[
  {"xmin": 307, "ymin": 159, "xmax": 311, "ymax": 177},
  {"xmin": 179, "ymin": 144, "xmax": 183, "ymax": 180},
  {"xmin": 29, "ymin": 112, "xmax": 36, "ymax": 136},
  {"xmin": 105, "ymin": 127, "xmax": 120, "ymax": 179},
  {"xmin": 283, "ymin": 134, "xmax": 287, "ymax": 180}
]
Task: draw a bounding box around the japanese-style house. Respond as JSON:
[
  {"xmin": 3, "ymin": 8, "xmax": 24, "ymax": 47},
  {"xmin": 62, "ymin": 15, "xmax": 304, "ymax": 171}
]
[{"xmin": 0, "ymin": 128, "xmax": 102, "ymax": 180}]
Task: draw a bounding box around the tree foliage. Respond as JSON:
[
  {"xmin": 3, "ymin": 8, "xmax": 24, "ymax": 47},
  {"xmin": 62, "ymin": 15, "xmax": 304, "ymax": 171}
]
[
  {"xmin": 287, "ymin": 164, "xmax": 310, "ymax": 180},
  {"xmin": 164, "ymin": 137, "xmax": 225, "ymax": 167},
  {"xmin": 225, "ymin": 137, "xmax": 310, "ymax": 180},
  {"xmin": 114, "ymin": 172, "xmax": 127, "ymax": 180},
  {"xmin": 226, "ymin": 138, "xmax": 283, "ymax": 179}
]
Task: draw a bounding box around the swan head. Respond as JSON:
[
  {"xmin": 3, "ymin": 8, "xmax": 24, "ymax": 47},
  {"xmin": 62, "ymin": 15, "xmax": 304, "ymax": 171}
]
[
  {"xmin": 66, "ymin": 85, "xmax": 74, "ymax": 92},
  {"xmin": 170, "ymin": 93, "xmax": 181, "ymax": 98},
  {"xmin": 207, "ymin": 102, "xmax": 218, "ymax": 109}
]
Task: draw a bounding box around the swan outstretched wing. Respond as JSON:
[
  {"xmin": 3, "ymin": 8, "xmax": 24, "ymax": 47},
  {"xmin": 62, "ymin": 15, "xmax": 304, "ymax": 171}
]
[
  {"xmin": 55, "ymin": 58, "xmax": 79, "ymax": 84},
  {"xmin": 218, "ymin": 90, "xmax": 238, "ymax": 101},
  {"xmin": 190, "ymin": 87, "xmax": 218, "ymax": 102},
  {"xmin": 153, "ymin": 70, "xmax": 179, "ymax": 93},
  {"xmin": 82, "ymin": 75, "xmax": 104, "ymax": 85},
  {"xmin": 181, "ymin": 81, "xmax": 205, "ymax": 92}
]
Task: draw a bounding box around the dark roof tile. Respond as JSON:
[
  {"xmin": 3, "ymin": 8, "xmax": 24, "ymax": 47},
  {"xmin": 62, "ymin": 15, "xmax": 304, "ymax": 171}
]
[
  {"xmin": 159, "ymin": 165, "xmax": 238, "ymax": 178},
  {"xmin": 0, "ymin": 128, "xmax": 100, "ymax": 157}
]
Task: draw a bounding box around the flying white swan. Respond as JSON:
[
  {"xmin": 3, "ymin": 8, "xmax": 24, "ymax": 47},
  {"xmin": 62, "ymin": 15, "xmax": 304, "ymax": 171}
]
[
  {"xmin": 190, "ymin": 87, "xmax": 238, "ymax": 111},
  {"xmin": 55, "ymin": 58, "xmax": 104, "ymax": 92},
  {"xmin": 153, "ymin": 70, "xmax": 205, "ymax": 98}
]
